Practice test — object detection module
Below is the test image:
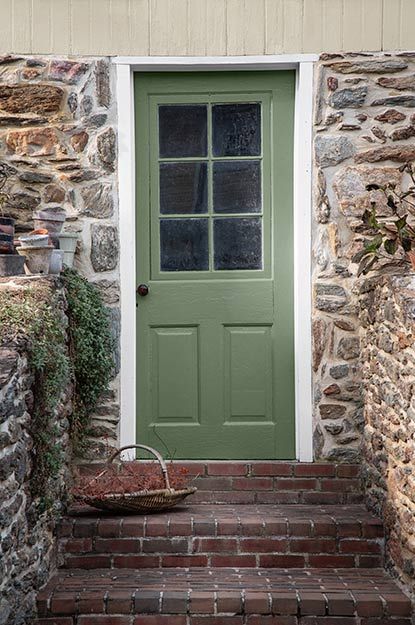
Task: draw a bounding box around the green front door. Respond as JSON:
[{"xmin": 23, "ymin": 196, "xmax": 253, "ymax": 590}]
[{"xmin": 135, "ymin": 71, "xmax": 295, "ymax": 459}]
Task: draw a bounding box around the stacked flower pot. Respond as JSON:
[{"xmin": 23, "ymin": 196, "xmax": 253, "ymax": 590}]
[{"xmin": 0, "ymin": 216, "xmax": 26, "ymax": 276}]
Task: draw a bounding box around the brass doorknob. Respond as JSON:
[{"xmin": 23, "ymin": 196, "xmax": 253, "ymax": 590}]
[{"xmin": 137, "ymin": 283, "xmax": 149, "ymax": 296}]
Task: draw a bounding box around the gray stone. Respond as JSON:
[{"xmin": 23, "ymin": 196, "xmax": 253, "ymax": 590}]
[
  {"xmin": 89, "ymin": 114, "xmax": 107, "ymax": 127},
  {"xmin": 315, "ymin": 135, "xmax": 355, "ymax": 168},
  {"xmin": 67, "ymin": 92, "xmax": 78, "ymax": 113},
  {"xmin": 355, "ymin": 145, "xmax": 415, "ymax": 163},
  {"xmin": 330, "ymin": 364, "xmax": 349, "ymax": 379},
  {"xmin": 337, "ymin": 337, "xmax": 360, "ymax": 360},
  {"xmin": 81, "ymin": 183, "xmax": 114, "ymax": 218},
  {"xmin": 312, "ymin": 318, "xmax": 327, "ymax": 372},
  {"xmin": 0, "ymin": 115, "xmax": 48, "ymax": 127},
  {"xmin": 97, "ymin": 127, "xmax": 116, "ymax": 170},
  {"xmin": 93, "ymin": 279, "xmax": 120, "ymax": 304},
  {"xmin": 313, "ymin": 424, "xmax": 324, "ymax": 459},
  {"xmin": 95, "ymin": 60, "xmax": 111, "ymax": 108},
  {"xmin": 390, "ymin": 125, "xmax": 415, "ymax": 142},
  {"xmin": 326, "ymin": 447, "xmax": 360, "ymax": 462},
  {"xmin": 378, "ymin": 75, "xmax": 415, "ymax": 91},
  {"xmin": 319, "ymin": 404, "xmax": 347, "ymax": 419},
  {"xmin": 18, "ymin": 171, "xmax": 53, "ymax": 184},
  {"xmin": 315, "ymin": 284, "xmax": 347, "ymax": 312},
  {"xmin": 324, "ymin": 423, "xmax": 344, "ymax": 435},
  {"xmin": 0, "ymin": 348, "xmax": 18, "ymax": 386},
  {"xmin": 90, "ymin": 223, "xmax": 119, "ymax": 272},
  {"xmin": 328, "ymin": 59, "xmax": 408, "ymax": 74},
  {"xmin": 109, "ymin": 307, "xmax": 120, "ymax": 375},
  {"xmin": 3, "ymin": 192, "xmax": 41, "ymax": 231},
  {"xmin": 374, "ymin": 109, "xmax": 406, "ymax": 124},
  {"xmin": 329, "ymin": 86, "xmax": 368, "ymax": 109},
  {"xmin": 0, "ymin": 84, "xmax": 64, "ymax": 115},
  {"xmin": 80, "ymin": 95, "xmax": 93, "ymax": 116},
  {"xmin": 48, "ymin": 59, "xmax": 88, "ymax": 84},
  {"xmin": 371, "ymin": 95, "xmax": 415, "ymax": 108}
]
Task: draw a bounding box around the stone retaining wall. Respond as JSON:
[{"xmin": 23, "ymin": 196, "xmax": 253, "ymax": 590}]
[
  {"xmin": 360, "ymin": 274, "xmax": 415, "ymax": 594},
  {"xmin": 313, "ymin": 51, "xmax": 415, "ymax": 461},
  {"xmin": 0, "ymin": 277, "xmax": 73, "ymax": 625},
  {"xmin": 0, "ymin": 54, "xmax": 120, "ymax": 459}
]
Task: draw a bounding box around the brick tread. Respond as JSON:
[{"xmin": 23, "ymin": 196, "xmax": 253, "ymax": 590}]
[
  {"xmin": 61, "ymin": 505, "xmax": 383, "ymax": 569},
  {"xmin": 37, "ymin": 568, "xmax": 410, "ymax": 619}
]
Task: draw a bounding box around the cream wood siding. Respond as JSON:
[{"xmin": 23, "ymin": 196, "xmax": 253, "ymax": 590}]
[{"xmin": 2, "ymin": 0, "xmax": 415, "ymax": 56}]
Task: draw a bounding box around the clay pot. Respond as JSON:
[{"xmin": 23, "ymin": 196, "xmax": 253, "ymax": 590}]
[
  {"xmin": 0, "ymin": 233, "xmax": 14, "ymax": 254},
  {"xmin": 58, "ymin": 232, "xmax": 78, "ymax": 268},
  {"xmin": 0, "ymin": 216, "xmax": 15, "ymax": 237},
  {"xmin": 0, "ymin": 254, "xmax": 25, "ymax": 276},
  {"xmin": 19, "ymin": 233, "xmax": 49, "ymax": 248},
  {"xmin": 17, "ymin": 245, "xmax": 54, "ymax": 275}
]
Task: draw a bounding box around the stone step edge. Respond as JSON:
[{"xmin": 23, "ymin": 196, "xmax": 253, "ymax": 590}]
[{"xmin": 32, "ymin": 616, "xmax": 414, "ymax": 625}]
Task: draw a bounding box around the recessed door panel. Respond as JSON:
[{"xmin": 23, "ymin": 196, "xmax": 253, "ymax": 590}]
[{"xmin": 135, "ymin": 71, "xmax": 295, "ymax": 459}]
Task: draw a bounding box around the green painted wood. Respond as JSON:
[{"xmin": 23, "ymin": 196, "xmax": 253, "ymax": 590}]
[{"xmin": 135, "ymin": 71, "xmax": 295, "ymax": 459}]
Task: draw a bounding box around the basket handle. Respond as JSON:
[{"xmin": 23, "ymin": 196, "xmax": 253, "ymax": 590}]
[{"xmin": 107, "ymin": 444, "xmax": 172, "ymax": 491}]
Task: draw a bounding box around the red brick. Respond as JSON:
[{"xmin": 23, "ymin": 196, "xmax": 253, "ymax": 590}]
[
  {"xmin": 193, "ymin": 519, "xmax": 216, "ymax": 535},
  {"xmin": 382, "ymin": 594, "xmax": 412, "ymax": 616},
  {"xmin": 107, "ymin": 591, "xmax": 134, "ymax": 614},
  {"xmin": 271, "ymin": 592, "xmax": 298, "ymax": 614},
  {"xmin": 35, "ymin": 620, "xmax": 74, "ymax": 625},
  {"xmin": 244, "ymin": 592, "xmax": 270, "ymax": 614},
  {"xmin": 301, "ymin": 493, "xmax": 343, "ymax": 505},
  {"xmin": 288, "ymin": 520, "xmax": 312, "ymax": 536},
  {"xmin": 162, "ymin": 591, "xmax": 188, "ymax": 613},
  {"xmin": 97, "ymin": 519, "xmax": 122, "ymax": 537},
  {"xmin": 113, "ymin": 555, "xmax": 159, "ymax": 568},
  {"xmin": 321, "ymin": 479, "xmax": 360, "ymax": 493},
  {"xmin": 240, "ymin": 518, "xmax": 265, "ymax": 536},
  {"xmin": 240, "ymin": 538, "xmax": 288, "ymax": 553},
  {"xmin": 207, "ymin": 463, "xmax": 247, "ymax": 476},
  {"xmin": 195, "ymin": 477, "xmax": 232, "ymax": 490},
  {"xmin": 217, "ymin": 519, "xmax": 239, "ymax": 535},
  {"xmin": 299, "ymin": 592, "xmax": 326, "ymax": 616},
  {"xmin": 64, "ymin": 538, "xmax": 92, "ymax": 553},
  {"xmin": 326, "ymin": 593, "xmax": 355, "ymax": 616},
  {"xmin": 312, "ymin": 520, "xmax": 336, "ymax": 537},
  {"xmin": 142, "ymin": 538, "xmax": 188, "ymax": 553},
  {"xmin": 216, "ymin": 591, "xmax": 243, "ymax": 613},
  {"xmin": 358, "ymin": 555, "xmax": 383, "ymax": 568},
  {"xmin": 78, "ymin": 592, "xmax": 105, "ymax": 613},
  {"xmin": 121, "ymin": 518, "xmax": 145, "ymax": 537},
  {"xmin": 134, "ymin": 590, "xmax": 160, "ymax": 613},
  {"xmin": 336, "ymin": 465, "xmax": 360, "ymax": 478},
  {"xmin": 73, "ymin": 519, "xmax": 98, "ymax": 537},
  {"xmin": 263, "ymin": 520, "xmax": 288, "ymax": 536},
  {"xmin": 57, "ymin": 519, "xmax": 73, "ymax": 538},
  {"xmin": 337, "ymin": 521, "xmax": 362, "ymax": 537},
  {"xmin": 354, "ymin": 595, "xmax": 384, "ymax": 617},
  {"xmin": 251, "ymin": 462, "xmax": 293, "ymax": 476},
  {"xmin": 294, "ymin": 464, "xmax": 336, "ymax": 477},
  {"xmin": 308, "ymin": 555, "xmax": 355, "ymax": 568},
  {"xmin": 189, "ymin": 618, "xmax": 243, "ymax": 625},
  {"xmin": 169, "ymin": 519, "xmax": 193, "ymax": 536},
  {"xmin": 259, "ymin": 555, "xmax": 305, "ymax": 568},
  {"xmin": 78, "ymin": 619, "xmax": 132, "ymax": 625},
  {"xmin": 256, "ymin": 492, "xmax": 300, "ymax": 504},
  {"xmin": 275, "ymin": 479, "xmax": 318, "ymax": 490},
  {"xmin": 210, "ymin": 555, "xmax": 256, "ymax": 567},
  {"xmin": 94, "ymin": 538, "xmax": 139, "ymax": 553},
  {"xmin": 145, "ymin": 519, "xmax": 169, "ymax": 537},
  {"xmin": 174, "ymin": 462, "xmax": 207, "ymax": 476},
  {"xmin": 362, "ymin": 522, "xmax": 384, "ymax": 538},
  {"xmin": 161, "ymin": 555, "xmax": 208, "ymax": 567},
  {"xmin": 246, "ymin": 618, "xmax": 296, "ymax": 625},
  {"xmin": 50, "ymin": 596, "xmax": 77, "ymax": 615},
  {"xmin": 194, "ymin": 538, "xmax": 238, "ymax": 552},
  {"xmin": 290, "ymin": 538, "xmax": 336, "ymax": 553},
  {"xmin": 134, "ymin": 618, "xmax": 186, "ymax": 625},
  {"xmin": 233, "ymin": 477, "xmax": 273, "ymax": 491},
  {"xmin": 65, "ymin": 555, "xmax": 112, "ymax": 568},
  {"xmin": 214, "ymin": 491, "xmax": 256, "ymax": 504},
  {"xmin": 189, "ymin": 592, "xmax": 215, "ymax": 613},
  {"xmin": 301, "ymin": 619, "xmax": 358, "ymax": 625},
  {"xmin": 360, "ymin": 620, "xmax": 411, "ymax": 625},
  {"xmin": 339, "ymin": 539, "xmax": 382, "ymax": 554}
]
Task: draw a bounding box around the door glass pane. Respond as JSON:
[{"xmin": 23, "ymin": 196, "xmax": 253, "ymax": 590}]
[
  {"xmin": 159, "ymin": 105, "xmax": 208, "ymax": 158},
  {"xmin": 214, "ymin": 217, "xmax": 262, "ymax": 270},
  {"xmin": 160, "ymin": 162, "xmax": 208, "ymax": 214},
  {"xmin": 160, "ymin": 218, "xmax": 209, "ymax": 271},
  {"xmin": 212, "ymin": 103, "xmax": 261, "ymax": 157},
  {"xmin": 213, "ymin": 160, "xmax": 261, "ymax": 214}
]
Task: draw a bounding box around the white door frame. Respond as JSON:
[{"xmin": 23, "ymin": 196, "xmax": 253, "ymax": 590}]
[{"xmin": 114, "ymin": 54, "xmax": 316, "ymax": 462}]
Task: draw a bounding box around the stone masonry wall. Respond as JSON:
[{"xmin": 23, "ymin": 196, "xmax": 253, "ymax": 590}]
[
  {"xmin": 359, "ymin": 274, "xmax": 415, "ymax": 594},
  {"xmin": 313, "ymin": 51, "xmax": 415, "ymax": 460},
  {"xmin": 0, "ymin": 54, "xmax": 120, "ymax": 460},
  {"xmin": 0, "ymin": 277, "xmax": 73, "ymax": 625}
]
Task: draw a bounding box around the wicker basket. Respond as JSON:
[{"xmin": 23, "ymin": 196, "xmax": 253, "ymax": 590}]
[{"xmin": 76, "ymin": 444, "xmax": 197, "ymax": 513}]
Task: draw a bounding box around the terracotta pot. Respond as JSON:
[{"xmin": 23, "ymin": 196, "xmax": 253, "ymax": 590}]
[
  {"xmin": 0, "ymin": 254, "xmax": 25, "ymax": 276},
  {"xmin": 17, "ymin": 245, "xmax": 54, "ymax": 275},
  {"xmin": 0, "ymin": 216, "xmax": 15, "ymax": 237},
  {"xmin": 19, "ymin": 233, "xmax": 49, "ymax": 248},
  {"xmin": 0, "ymin": 233, "xmax": 14, "ymax": 254}
]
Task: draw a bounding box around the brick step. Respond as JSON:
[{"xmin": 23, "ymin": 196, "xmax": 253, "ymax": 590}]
[
  {"xmin": 78, "ymin": 462, "xmax": 363, "ymax": 505},
  {"xmin": 59, "ymin": 504, "xmax": 384, "ymax": 569},
  {"xmin": 35, "ymin": 567, "xmax": 412, "ymax": 624}
]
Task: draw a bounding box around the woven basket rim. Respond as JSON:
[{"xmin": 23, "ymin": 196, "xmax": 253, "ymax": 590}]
[{"xmin": 77, "ymin": 485, "xmax": 197, "ymax": 504}]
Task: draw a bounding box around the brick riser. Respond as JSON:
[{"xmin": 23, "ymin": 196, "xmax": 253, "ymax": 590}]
[
  {"xmin": 78, "ymin": 462, "xmax": 363, "ymax": 506},
  {"xmin": 60, "ymin": 506, "xmax": 384, "ymax": 570}
]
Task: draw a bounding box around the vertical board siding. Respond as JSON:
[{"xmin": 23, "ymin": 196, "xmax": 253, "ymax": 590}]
[{"xmin": 3, "ymin": 0, "xmax": 415, "ymax": 56}]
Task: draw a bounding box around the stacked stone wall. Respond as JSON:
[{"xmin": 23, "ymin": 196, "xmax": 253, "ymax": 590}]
[
  {"xmin": 313, "ymin": 51, "xmax": 415, "ymax": 460},
  {"xmin": 0, "ymin": 54, "xmax": 120, "ymax": 459},
  {"xmin": 0, "ymin": 277, "xmax": 73, "ymax": 625},
  {"xmin": 359, "ymin": 275, "xmax": 415, "ymax": 594}
]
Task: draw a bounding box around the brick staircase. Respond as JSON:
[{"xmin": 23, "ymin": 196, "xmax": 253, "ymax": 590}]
[{"xmin": 35, "ymin": 462, "xmax": 412, "ymax": 625}]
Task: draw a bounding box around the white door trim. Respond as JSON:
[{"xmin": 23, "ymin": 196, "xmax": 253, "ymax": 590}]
[{"xmin": 116, "ymin": 54, "xmax": 315, "ymax": 462}]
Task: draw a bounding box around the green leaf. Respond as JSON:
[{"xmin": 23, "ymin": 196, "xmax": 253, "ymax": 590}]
[
  {"xmin": 387, "ymin": 195, "xmax": 397, "ymax": 212},
  {"xmin": 395, "ymin": 215, "xmax": 408, "ymax": 230},
  {"xmin": 384, "ymin": 238, "xmax": 398, "ymax": 255},
  {"xmin": 402, "ymin": 237, "xmax": 412, "ymax": 252}
]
